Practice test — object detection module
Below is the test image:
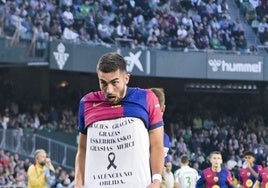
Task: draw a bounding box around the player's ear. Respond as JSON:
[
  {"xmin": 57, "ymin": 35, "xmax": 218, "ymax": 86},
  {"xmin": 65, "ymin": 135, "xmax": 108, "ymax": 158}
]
[
  {"xmin": 125, "ymin": 73, "xmax": 130, "ymax": 84},
  {"xmin": 161, "ymin": 104, "xmax": 166, "ymax": 113}
]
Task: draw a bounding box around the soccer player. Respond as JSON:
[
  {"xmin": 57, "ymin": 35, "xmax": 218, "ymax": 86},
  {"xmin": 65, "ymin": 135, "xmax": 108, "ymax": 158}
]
[
  {"xmin": 196, "ymin": 151, "xmax": 235, "ymax": 188},
  {"xmin": 150, "ymin": 88, "xmax": 174, "ymax": 188},
  {"xmin": 174, "ymin": 154, "xmax": 199, "ymax": 188},
  {"xmin": 253, "ymin": 166, "xmax": 268, "ymax": 188},
  {"xmin": 238, "ymin": 151, "xmax": 263, "ymax": 188},
  {"xmin": 149, "ymin": 88, "xmax": 170, "ymax": 157},
  {"xmin": 75, "ymin": 52, "xmax": 164, "ymax": 187}
]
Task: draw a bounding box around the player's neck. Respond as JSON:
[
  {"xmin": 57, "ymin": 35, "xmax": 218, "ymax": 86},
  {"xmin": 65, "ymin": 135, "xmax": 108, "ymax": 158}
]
[{"xmin": 211, "ymin": 166, "xmax": 221, "ymax": 172}]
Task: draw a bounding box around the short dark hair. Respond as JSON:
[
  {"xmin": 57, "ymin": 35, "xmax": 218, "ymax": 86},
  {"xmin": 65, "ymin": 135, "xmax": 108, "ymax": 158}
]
[
  {"xmin": 243, "ymin": 151, "xmax": 255, "ymax": 158},
  {"xmin": 96, "ymin": 52, "xmax": 127, "ymax": 73},
  {"xmin": 209, "ymin": 151, "xmax": 222, "ymax": 159},
  {"xmin": 150, "ymin": 88, "xmax": 165, "ymax": 107},
  {"xmin": 180, "ymin": 155, "xmax": 189, "ymax": 164}
]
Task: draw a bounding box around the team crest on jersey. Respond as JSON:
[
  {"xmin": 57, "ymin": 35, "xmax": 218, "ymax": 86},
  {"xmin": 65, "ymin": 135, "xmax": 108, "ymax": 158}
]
[{"xmin": 246, "ymin": 179, "xmax": 253, "ymax": 187}]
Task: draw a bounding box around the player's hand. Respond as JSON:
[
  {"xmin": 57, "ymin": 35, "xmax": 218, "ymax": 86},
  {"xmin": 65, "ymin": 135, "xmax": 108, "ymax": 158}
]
[
  {"xmin": 248, "ymin": 161, "xmax": 253, "ymax": 167},
  {"xmin": 147, "ymin": 180, "xmax": 161, "ymax": 188}
]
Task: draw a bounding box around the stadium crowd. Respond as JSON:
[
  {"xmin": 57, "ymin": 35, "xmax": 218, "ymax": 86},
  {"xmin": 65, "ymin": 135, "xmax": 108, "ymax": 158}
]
[
  {"xmin": 0, "ymin": 149, "xmax": 75, "ymax": 187},
  {"xmin": 0, "ymin": 103, "xmax": 76, "ymax": 187},
  {"xmin": 238, "ymin": 0, "xmax": 268, "ymax": 46},
  {"xmin": 1, "ymin": 0, "xmax": 266, "ymax": 52}
]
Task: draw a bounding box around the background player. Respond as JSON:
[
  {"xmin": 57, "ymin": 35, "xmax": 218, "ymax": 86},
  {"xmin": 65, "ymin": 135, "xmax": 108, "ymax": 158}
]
[
  {"xmin": 253, "ymin": 166, "xmax": 268, "ymax": 188},
  {"xmin": 174, "ymin": 154, "xmax": 199, "ymax": 188},
  {"xmin": 238, "ymin": 151, "xmax": 263, "ymax": 188},
  {"xmin": 196, "ymin": 151, "xmax": 235, "ymax": 188}
]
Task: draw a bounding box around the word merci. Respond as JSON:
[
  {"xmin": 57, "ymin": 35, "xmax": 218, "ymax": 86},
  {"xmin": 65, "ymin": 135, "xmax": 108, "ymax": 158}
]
[
  {"xmin": 89, "ymin": 118, "xmax": 135, "ymax": 152},
  {"xmin": 93, "ymin": 171, "xmax": 133, "ymax": 186},
  {"xmin": 89, "ymin": 136, "xmax": 134, "ymax": 151}
]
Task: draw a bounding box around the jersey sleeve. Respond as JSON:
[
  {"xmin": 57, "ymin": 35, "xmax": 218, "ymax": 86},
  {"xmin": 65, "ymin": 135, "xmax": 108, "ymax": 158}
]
[
  {"xmin": 226, "ymin": 170, "xmax": 235, "ymax": 188},
  {"xmin": 78, "ymin": 96, "xmax": 87, "ymax": 135},
  {"xmin": 146, "ymin": 89, "xmax": 164, "ymax": 131},
  {"xmin": 257, "ymin": 165, "xmax": 263, "ymax": 173},
  {"xmin": 173, "ymin": 169, "xmax": 181, "ymax": 183},
  {"xmin": 257, "ymin": 173, "xmax": 262, "ymax": 182},
  {"xmin": 196, "ymin": 171, "xmax": 205, "ymax": 188}
]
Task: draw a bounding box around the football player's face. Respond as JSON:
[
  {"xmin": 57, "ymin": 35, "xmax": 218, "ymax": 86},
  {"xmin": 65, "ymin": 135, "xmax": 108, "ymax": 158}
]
[
  {"xmin": 98, "ymin": 70, "xmax": 130, "ymax": 105},
  {"xmin": 210, "ymin": 154, "xmax": 222, "ymax": 168},
  {"xmin": 244, "ymin": 155, "xmax": 255, "ymax": 165}
]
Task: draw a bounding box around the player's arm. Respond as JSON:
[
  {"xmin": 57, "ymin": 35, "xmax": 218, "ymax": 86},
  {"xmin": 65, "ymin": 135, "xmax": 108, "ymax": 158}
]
[
  {"xmin": 149, "ymin": 126, "xmax": 164, "ymax": 187},
  {"xmin": 226, "ymin": 170, "xmax": 235, "ymax": 188},
  {"xmin": 253, "ymin": 172, "xmax": 262, "ymax": 188},
  {"xmin": 173, "ymin": 170, "xmax": 180, "ymax": 188},
  {"xmin": 253, "ymin": 180, "xmax": 261, "ymax": 188},
  {"xmin": 248, "ymin": 165, "xmax": 260, "ymax": 179},
  {"xmin": 236, "ymin": 170, "xmax": 242, "ymax": 187},
  {"xmin": 195, "ymin": 171, "xmax": 205, "ymax": 188},
  {"xmin": 75, "ymin": 133, "xmax": 87, "ymax": 188}
]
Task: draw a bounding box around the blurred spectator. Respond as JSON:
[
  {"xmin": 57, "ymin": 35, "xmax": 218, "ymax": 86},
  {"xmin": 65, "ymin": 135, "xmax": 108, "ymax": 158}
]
[
  {"xmin": 176, "ymin": 137, "xmax": 188, "ymax": 155},
  {"xmin": 161, "ymin": 160, "xmax": 175, "ymax": 188},
  {"xmin": 56, "ymin": 168, "xmax": 71, "ymax": 188},
  {"xmin": 182, "ymin": 12, "xmax": 194, "ymax": 32},
  {"xmin": 226, "ymin": 154, "xmax": 238, "ymax": 171},
  {"xmin": 147, "ymin": 31, "xmax": 160, "ymax": 47},
  {"xmin": 97, "ymin": 18, "xmax": 114, "ymax": 43},
  {"xmin": 210, "ymin": 16, "xmax": 221, "ymax": 31},
  {"xmin": 218, "ymin": 0, "xmax": 230, "ymax": 19},
  {"xmin": 27, "ymin": 149, "xmax": 55, "ymax": 188},
  {"xmin": 48, "ymin": 106, "xmax": 59, "ymax": 129},
  {"xmin": 20, "ymin": 15, "xmax": 33, "ymax": 40},
  {"xmin": 203, "ymin": 114, "xmax": 214, "ymax": 130},
  {"xmin": 83, "ymin": 9, "xmax": 96, "ymax": 36},
  {"xmin": 115, "ymin": 21, "xmax": 127, "ymax": 38},
  {"xmin": 61, "ymin": 6, "xmax": 74, "ymax": 28},
  {"xmin": 192, "ymin": 114, "xmax": 202, "ymax": 130},
  {"xmin": 49, "ymin": 17, "xmax": 62, "ymax": 40},
  {"xmin": 60, "ymin": 0, "xmax": 72, "ymax": 8},
  {"xmin": 176, "ymin": 24, "xmax": 188, "ymax": 47},
  {"xmin": 158, "ymin": 29, "xmax": 170, "ymax": 48},
  {"xmin": 79, "ymin": 0, "xmax": 91, "ymax": 17},
  {"xmin": 222, "ymin": 29, "xmax": 236, "ymax": 50},
  {"xmin": 2, "ymin": 108, "xmax": 9, "ymax": 129},
  {"xmin": 205, "ymin": 0, "xmax": 217, "ymax": 18},
  {"xmin": 33, "ymin": 22, "xmax": 49, "ymax": 45},
  {"xmin": 235, "ymin": 35, "xmax": 248, "ymax": 52},
  {"xmin": 62, "ymin": 24, "xmax": 79, "ymax": 41},
  {"xmin": 255, "ymin": 0, "xmax": 267, "ymax": 21},
  {"xmin": 258, "ymin": 18, "xmax": 268, "ymax": 44},
  {"xmin": 79, "ymin": 27, "xmax": 93, "ymax": 44},
  {"xmin": 210, "ymin": 32, "xmax": 226, "ymax": 50}
]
